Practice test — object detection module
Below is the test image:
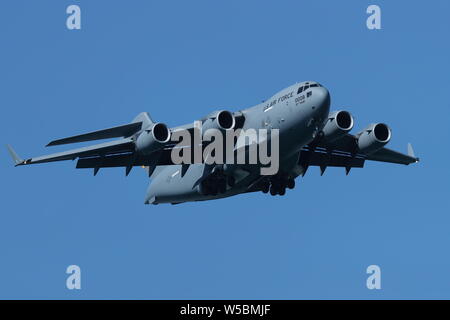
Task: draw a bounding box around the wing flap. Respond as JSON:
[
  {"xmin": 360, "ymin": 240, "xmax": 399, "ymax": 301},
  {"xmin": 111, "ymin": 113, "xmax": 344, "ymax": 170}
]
[
  {"xmin": 312, "ymin": 133, "xmax": 419, "ymax": 166},
  {"xmin": 77, "ymin": 154, "xmax": 136, "ymax": 168},
  {"xmin": 299, "ymin": 149, "xmax": 365, "ymax": 168},
  {"xmin": 76, "ymin": 154, "xmax": 151, "ymax": 168},
  {"xmin": 75, "ymin": 145, "xmax": 189, "ymax": 169}
]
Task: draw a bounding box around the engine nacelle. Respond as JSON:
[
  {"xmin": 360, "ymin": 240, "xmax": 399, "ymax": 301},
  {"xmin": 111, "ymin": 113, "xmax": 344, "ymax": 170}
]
[
  {"xmin": 202, "ymin": 110, "xmax": 236, "ymax": 132},
  {"xmin": 321, "ymin": 110, "xmax": 354, "ymax": 142},
  {"xmin": 357, "ymin": 123, "xmax": 391, "ymax": 155},
  {"xmin": 135, "ymin": 122, "xmax": 171, "ymax": 155}
]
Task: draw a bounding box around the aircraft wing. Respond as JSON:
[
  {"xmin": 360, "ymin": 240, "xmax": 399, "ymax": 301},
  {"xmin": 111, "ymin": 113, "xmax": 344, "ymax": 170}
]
[
  {"xmin": 366, "ymin": 146, "xmax": 419, "ymax": 165},
  {"xmin": 7, "ymin": 109, "xmax": 248, "ymax": 177},
  {"xmin": 299, "ymin": 133, "xmax": 419, "ymax": 174},
  {"xmin": 6, "ymin": 135, "xmax": 188, "ymax": 174},
  {"xmin": 7, "ymin": 139, "xmax": 135, "ymax": 166},
  {"xmin": 46, "ymin": 122, "xmax": 143, "ymax": 146}
]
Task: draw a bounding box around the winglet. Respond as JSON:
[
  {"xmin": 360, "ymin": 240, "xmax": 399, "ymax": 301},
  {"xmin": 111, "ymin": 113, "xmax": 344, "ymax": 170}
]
[
  {"xmin": 6, "ymin": 145, "xmax": 24, "ymax": 166},
  {"xmin": 407, "ymin": 143, "xmax": 420, "ymax": 162}
]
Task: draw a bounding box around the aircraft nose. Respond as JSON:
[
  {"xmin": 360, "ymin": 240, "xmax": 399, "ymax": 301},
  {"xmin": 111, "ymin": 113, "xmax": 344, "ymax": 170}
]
[
  {"xmin": 314, "ymin": 87, "xmax": 330, "ymax": 110},
  {"xmin": 310, "ymin": 86, "xmax": 330, "ymax": 119}
]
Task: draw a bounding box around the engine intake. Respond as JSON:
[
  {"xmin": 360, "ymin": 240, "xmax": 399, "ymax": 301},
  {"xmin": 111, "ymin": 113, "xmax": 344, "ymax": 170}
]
[
  {"xmin": 202, "ymin": 110, "xmax": 236, "ymax": 132},
  {"xmin": 216, "ymin": 110, "xmax": 235, "ymax": 130},
  {"xmin": 357, "ymin": 123, "xmax": 391, "ymax": 155},
  {"xmin": 136, "ymin": 122, "xmax": 171, "ymax": 155},
  {"xmin": 321, "ymin": 110, "xmax": 354, "ymax": 142}
]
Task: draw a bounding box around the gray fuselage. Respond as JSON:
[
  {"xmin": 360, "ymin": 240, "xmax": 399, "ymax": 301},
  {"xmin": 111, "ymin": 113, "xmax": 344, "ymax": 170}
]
[{"xmin": 146, "ymin": 81, "xmax": 331, "ymax": 204}]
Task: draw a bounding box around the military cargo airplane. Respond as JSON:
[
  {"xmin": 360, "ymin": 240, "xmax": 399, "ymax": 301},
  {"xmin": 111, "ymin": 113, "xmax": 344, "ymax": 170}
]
[{"xmin": 7, "ymin": 81, "xmax": 419, "ymax": 204}]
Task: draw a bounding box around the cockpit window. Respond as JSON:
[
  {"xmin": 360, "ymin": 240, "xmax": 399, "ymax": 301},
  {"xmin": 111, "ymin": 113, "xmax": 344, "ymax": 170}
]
[{"xmin": 298, "ymin": 83, "xmax": 321, "ymax": 94}]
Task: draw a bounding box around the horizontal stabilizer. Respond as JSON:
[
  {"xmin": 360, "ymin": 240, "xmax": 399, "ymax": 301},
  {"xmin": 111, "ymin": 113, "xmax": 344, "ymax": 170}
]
[{"xmin": 46, "ymin": 122, "xmax": 143, "ymax": 146}]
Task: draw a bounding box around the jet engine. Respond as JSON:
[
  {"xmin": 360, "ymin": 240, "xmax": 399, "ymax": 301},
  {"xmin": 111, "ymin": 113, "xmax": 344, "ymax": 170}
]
[
  {"xmin": 321, "ymin": 110, "xmax": 354, "ymax": 142},
  {"xmin": 202, "ymin": 110, "xmax": 236, "ymax": 132},
  {"xmin": 135, "ymin": 122, "xmax": 171, "ymax": 155},
  {"xmin": 357, "ymin": 123, "xmax": 391, "ymax": 155}
]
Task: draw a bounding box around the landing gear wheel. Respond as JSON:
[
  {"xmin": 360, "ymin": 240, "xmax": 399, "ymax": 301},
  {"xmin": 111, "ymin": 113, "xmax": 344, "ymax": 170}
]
[
  {"xmin": 262, "ymin": 183, "xmax": 270, "ymax": 194},
  {"xmin": 279, "ymin": 186, "xmax": 286, "ymax": 196},
  {"xmin": 270, "ymin": 186, "xmax": 278, "ymax": 196},
  {"xmin": 227, "ymin": 175, "xmax": 235, "ymax": 187},
  {"xmin": 218, "ymin": 179, "xmax": 227, "ymax": 194},
  {"xmin": 287, "ymin": 179, "xmax": 295, "ymax": 189},
  {"xmin": 208, "ymin": 177, "xmax": 219, "ymax": 196}
]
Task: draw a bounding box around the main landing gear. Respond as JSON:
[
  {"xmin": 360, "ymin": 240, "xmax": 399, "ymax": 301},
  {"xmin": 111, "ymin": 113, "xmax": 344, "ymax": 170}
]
[
  {"xmin": 261, "ymin": 176, "xmax": 295, "ymax": 196},
  {"xmin": 199, "ymin": 170, "xmax": 235, "ymax": 196}
]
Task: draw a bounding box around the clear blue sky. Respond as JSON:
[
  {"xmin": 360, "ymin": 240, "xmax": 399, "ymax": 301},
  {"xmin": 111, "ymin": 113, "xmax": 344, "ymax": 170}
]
[{"xmin": 1, "ymin": 0, "xmax": 449, "ymax": 299}]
